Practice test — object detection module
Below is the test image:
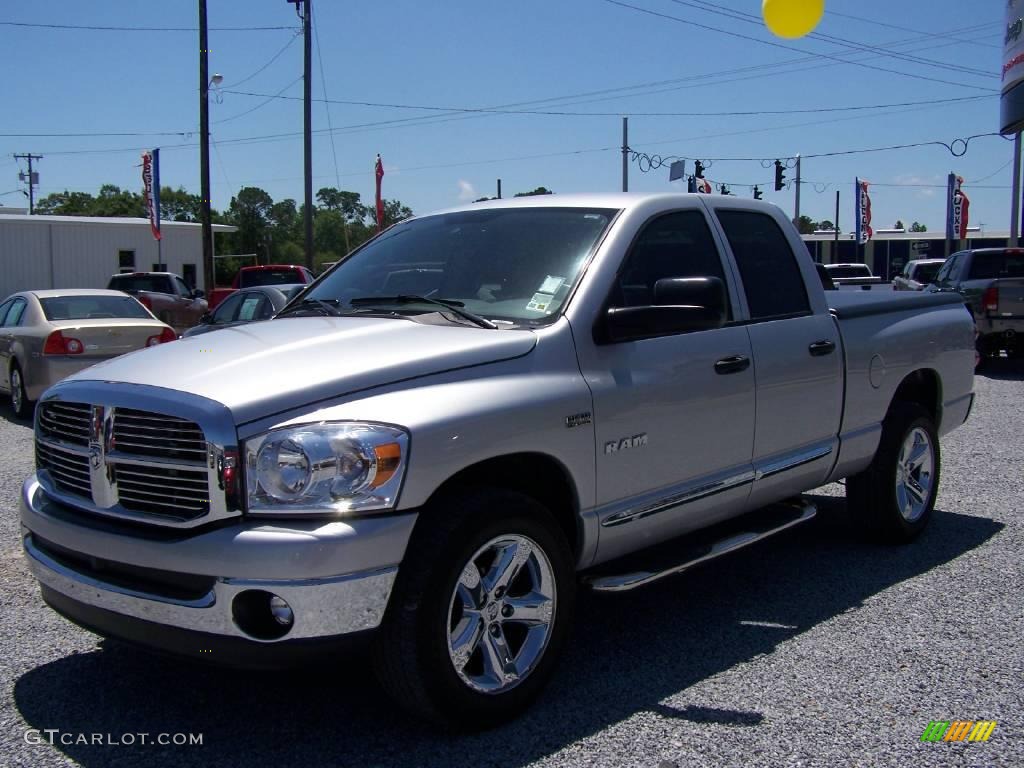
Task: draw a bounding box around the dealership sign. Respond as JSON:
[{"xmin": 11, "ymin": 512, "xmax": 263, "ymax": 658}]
[
  {"xmin": 1002, "ymin": 0, "xmax": 1024, "ymax": 132},
  {"xmin": 855, "ymin": 178, "xmax": 873, "ymax": 244},
  {"xmin": 141, "ymin": 149, "xmax": 161, "ymax": 242}
]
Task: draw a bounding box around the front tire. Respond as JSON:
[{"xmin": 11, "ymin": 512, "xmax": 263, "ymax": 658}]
[
  {"xmin": 847, "ymin": 403, "xmax": 940, "ymax": 543},
  {"xmin": 372, "ymin": 488, "xmax": 575, "ymax": 729},
  {"xmin": 9, "ymin": 364, "xmax": 33, "ymax": 420}
]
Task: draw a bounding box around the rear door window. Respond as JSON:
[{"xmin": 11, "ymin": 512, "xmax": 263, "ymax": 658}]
[
  {"xmin": 715, "ymin": 210, "xmax": 810, "ymax": 320},
  {"xmin": 3, "ymin": 298, "xmax": 27, "ymax": 327},
  {"xmin": 212, "ymin": 293, "xmax": 244, "ymax": 323}
]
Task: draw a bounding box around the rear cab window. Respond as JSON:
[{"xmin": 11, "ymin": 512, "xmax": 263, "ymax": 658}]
[
  {"xmin": 715, "ymin": 210, "xmax": 811, "ymax": 320},
  {"xmin": 968, "ymin": 251, "xmax": 1024, "ymax": 280},
  {"xmin": 108, "ymin": 275, "xmax": 174, "ymax": 294}
]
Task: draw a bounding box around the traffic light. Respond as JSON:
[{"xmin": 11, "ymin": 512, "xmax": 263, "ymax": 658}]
[
  {"xmin": 774, "ymin": 160, "xmax": 786, "ymax": 191},
  {"xmin": 694, "ymin": 160, "xmax": 705, "ymax": 179},
  {"xmin": 753, "ymin": 185, "xmax": 763, "ymax": 200}
]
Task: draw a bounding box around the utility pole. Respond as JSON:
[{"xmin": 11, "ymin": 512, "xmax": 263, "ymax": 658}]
[
  {"xmin": 834, "ymin": 190, "xmax": 840, "ymax": 263},
  {"xmin": 303, "ymin": 0, "xmax": 314, "ymax": 270},
  {"xmin": 198, "ymin": 0, "xmax": 214, "ymax": 294},
  {"xmin": 793, "ymin": 154, "xmax": 802, "ymax": 229},
  {"xmin": 1012, "ymin": 132, "xmax": 1021, "ymax": 247},
  {"xmin": 621, "ymin": 117, "xmax": 629, "ymax": 193},
  {"xmin": 497, "ymin": 178, "xmax": 502, "ymax": 199},
  {"xmin": 14, "ymin": 153, "xmax": 42, "ymax": 214}
]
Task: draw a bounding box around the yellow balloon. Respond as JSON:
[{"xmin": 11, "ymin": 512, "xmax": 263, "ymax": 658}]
[{"xmin": 762, "ymin": 0, "xmax": 825, "ymax": 39}]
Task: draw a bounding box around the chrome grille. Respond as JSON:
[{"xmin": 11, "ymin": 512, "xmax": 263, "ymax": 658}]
[
  {"xmin": 116, "ymin": 464, "xmax": 210, "ymax": 519},
  {"xmin": 36, "ymin": 441, "xmax": 91, "ymax": 497},
  {"xmin": 34, "ymin": 396, "xmax": 227, "ymax": 527},
  {"xmin": 38, "ymin": 401, "xmax": 91, "ymax": 446},
  {"xmin": 113, "ymin": 408, "xmax": 208, "ymax": 462}
]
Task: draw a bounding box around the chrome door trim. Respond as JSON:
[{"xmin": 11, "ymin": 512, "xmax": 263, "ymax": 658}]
[
  {"xmin": 753, "ymin": 443, "xmax": 833, "ymax": 481},
  {"xmin": 601, "ymin": 469, "xmax": 755, "ymax": 528}
]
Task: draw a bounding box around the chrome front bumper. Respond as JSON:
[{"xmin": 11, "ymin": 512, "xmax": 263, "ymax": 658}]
[{"xmin": 21, "ymin": 476, "xmax": 416, "ymax": 645}]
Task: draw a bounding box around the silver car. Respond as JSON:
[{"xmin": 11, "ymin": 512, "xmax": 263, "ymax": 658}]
[
  {"xmin": 893, "ymin": 258, "xmax": 946, "ymax": 291},
  {"xmin": 0, "ymin": 289, "xmax": 176, "ymax": 419}
]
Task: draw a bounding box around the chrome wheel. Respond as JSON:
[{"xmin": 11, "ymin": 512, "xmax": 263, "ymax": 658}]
[
  {"xmin": 895, "ymin": 427, "xmax": 934, "ymax": 523},
  {"xmin": 10, "ymin": 368, "xmax": 24, "ymax": 414},
  {"xmin": 446, "ymin": 534, "xmax": 556, "ymax": 695}
]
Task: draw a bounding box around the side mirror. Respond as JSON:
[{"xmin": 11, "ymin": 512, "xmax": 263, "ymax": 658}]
[
  {"xmin": 192, "ymin": 288, "xmax": 206, "ymax": 299},
  {"xmin": 602, "ymin": 276, "xmax": 726, "ymax": 344},
  {"xmin": 199, "ymin": 312, "xmax": 212, "ymax": 324}
]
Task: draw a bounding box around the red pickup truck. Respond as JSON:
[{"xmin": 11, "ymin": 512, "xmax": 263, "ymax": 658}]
[{"xmin": 208, "ymin": 264, "xmax": 315, "ymax": 310}]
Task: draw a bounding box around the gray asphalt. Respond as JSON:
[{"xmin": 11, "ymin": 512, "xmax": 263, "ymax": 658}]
[{"xmin": 1, "ymin": 361, "xmax": 1021, "ymax": 768}]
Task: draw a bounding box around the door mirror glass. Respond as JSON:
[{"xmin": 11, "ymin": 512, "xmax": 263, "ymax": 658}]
[
  {"xmin": 191, "ymin": 288, "xmax": 205, "ymax": 299},
  {"xmin": 199, "ymin": 312, "xmax": 212, "ymax": 324},
  {"xmin": 603, "ymin": 276, "xmax": 726, "ymax": 343}
]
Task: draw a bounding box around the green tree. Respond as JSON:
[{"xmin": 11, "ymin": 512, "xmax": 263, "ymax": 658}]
[
  {"xmin": 370, "ymin": 198, "xmax": 413, "ymax": 229},
  {"xmin": 225, "ymin": 186, "xmax": 274, "ymax": 258},
  {"xmin": 93, "ymin": 184, "xmax": 145, "ymax": 217},
  {"xmin": 894, "ymin": 219, "xmax": 905, "ymax": 230},
  {"xmin": 514, "ymin": 186, "xmax": 554, "ymax": 197},
  {"xmin": 910, "ymin": 221, "xmax": 928, "ymax": 232},
  {"xmin": 159, "ymin": 186, "xmax": 203, "ymax": 222},
  {"xmin": 796, "ymin": 215, "xmax": 817, "ymax": 234},
  {"xmin": 818, "ymin": 220, "xmax": 836, "ymax": 231},
  {"xmin": 33, "ymin": 190, "xmax": 96, "ymax": 215}
]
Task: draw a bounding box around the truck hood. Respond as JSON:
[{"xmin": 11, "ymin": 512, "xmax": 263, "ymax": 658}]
[{"xmin": 63, "ymin": 316, "xmax": 536, "ymax": 423}]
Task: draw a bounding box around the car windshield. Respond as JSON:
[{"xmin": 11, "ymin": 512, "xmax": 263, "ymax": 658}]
[
  {"xmin": 914, "ymin": 262, "xmax": 943, "ymax": 283},
  {"xmin": 241, "ymin": 269, "xmax": 305, "ymax": 287},
  {"xmin": 304, "ymin": 207, "xmax": 617, "ymax": 325},
  {"xmin": 41, "ymin": 295, "xmax": 152, "ymax": 320}
]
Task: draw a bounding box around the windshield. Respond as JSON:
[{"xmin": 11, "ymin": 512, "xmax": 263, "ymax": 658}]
[
  {"xmin": 242, "ymin": 269, "xmax": 305, "ymax": 287},
  {"xmin": 41, "ymin": 295, "xmax": 152, "ymax": 320},
  {"xmin": 305, "ymin": 207, "xmax": 617, "ymax": 325}
]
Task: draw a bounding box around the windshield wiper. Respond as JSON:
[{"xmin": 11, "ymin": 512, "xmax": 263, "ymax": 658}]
[
  {"xmin": 349, "ymin": 295, "xmax": 498, "ymax": 329},
  {"xmin": 276, "ymin": 298, "xmax": 345, "ymax": 317}
]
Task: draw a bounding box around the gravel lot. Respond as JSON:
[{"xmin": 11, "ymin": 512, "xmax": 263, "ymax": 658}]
[{"xmin": 1, "ymin": 361, "xmax": 1021, "ymax": 768}]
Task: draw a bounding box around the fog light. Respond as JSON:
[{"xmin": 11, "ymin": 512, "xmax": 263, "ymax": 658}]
[{"xmin": 269, "ymin": 595, "xmax": 293, "ymax": 626}]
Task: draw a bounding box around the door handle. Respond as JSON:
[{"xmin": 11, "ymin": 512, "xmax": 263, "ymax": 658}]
[
  {"xmin": 809, "ymin": 339, "xmax": 836, "ymax": 356},
  {"xmin": 715, "ymin": 355, "xmax": 750, "ymax": 375}
]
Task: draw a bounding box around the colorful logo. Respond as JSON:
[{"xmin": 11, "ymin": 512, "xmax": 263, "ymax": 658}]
[{"xmin": 920, "ymin": 721, "xmax": 997, "ymax": 742}]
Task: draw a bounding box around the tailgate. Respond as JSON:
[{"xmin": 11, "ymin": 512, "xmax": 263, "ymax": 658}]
[{"xmin": 994, "ymin": 278, "xmax": 1024, "ymax": 317}]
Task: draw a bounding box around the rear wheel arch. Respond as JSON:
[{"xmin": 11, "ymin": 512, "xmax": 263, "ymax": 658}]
[
  {"xmin": 889, "ymin": 368, "xmax": 941, "ymax": 426},
  {"xmin": 421, "ymin": 453, "xmax": 582, "ymax": 560}
]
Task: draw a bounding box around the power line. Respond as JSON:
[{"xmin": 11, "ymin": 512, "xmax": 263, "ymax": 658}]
[
  {"xmin": 214, "ymin": 76, "xmax": 302, "ymax": 124},
  {"xmin": 600, "ymin": 0, "xmax": 998, "ymax": 93},
  {"xmin": 220, "ymin": 31, "xmax": 302, "ymax": 89},
  {"xmin": 219, "ymin": 89, "xmax": 994, "ymax": 118},
  {"xmin": 0, "ymin": 130, "xmax": 192, "ymax": 138},
  {"xmin": 825, "ymin": 10, "xmax": 1000, "ymax": 49},
  {"xmin": 312, "ymin": 2, "xmax": 343, "ymax": 197},
  {"xmin": 0, "ymin": 20, "xmax": 298, "ymax": 32},
  {"xmin": 664, "ymin": 0, "xmax": 993, "ymax": 79}
]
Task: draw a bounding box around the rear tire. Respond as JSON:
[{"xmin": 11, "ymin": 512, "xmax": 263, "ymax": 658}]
[
  {"xmin": 9, "ymin": 364, "xmax": 33, "ymax": 420},
  {"xmin": 847, "ymin": 403, "xmax": 940, "ymax": 543},
  {"xmin": 372, "ymin": 487, "xmax": 575, "ymax": 729}
]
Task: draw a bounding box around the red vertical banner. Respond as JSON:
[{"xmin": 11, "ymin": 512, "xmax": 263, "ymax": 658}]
[
  {"xmin": 952, "ymin": 176, "xmax": 970, "ymax": 239},
  {"xmin": 375, "ymin": 154, "xmax": 385, "ymax": 232}
]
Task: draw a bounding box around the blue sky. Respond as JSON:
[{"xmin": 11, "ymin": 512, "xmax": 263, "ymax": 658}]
[{"xmin": 0, "ymin": 1, "xmax": 1009, "ymax": 233}]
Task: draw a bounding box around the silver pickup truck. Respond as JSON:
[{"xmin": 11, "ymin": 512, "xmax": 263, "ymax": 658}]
[{"xmin": 21, "ymin": 194, "xmax": 975, "ymax": 728}]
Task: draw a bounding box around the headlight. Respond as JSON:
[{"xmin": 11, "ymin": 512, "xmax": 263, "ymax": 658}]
[{"xmin": 244, "ymin": 423, "xmax": 408, "ymax": 515}]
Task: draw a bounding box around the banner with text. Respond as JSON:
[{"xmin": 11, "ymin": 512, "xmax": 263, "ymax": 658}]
[
  {"xmin": 855, "ymin": 178, "xmax": 873, "ymax": 245},
  {"xmin": 141, "ymin": 149, "xmax": 161, "ymax": 241},
  {"xmin": 951, "ymin": 175, "xmax": 970, "ymax": 240}
]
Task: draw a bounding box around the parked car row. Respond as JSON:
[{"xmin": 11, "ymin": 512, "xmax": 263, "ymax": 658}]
[
  {"xmin": 2, "ymin": 269, "xmax": 313, "ymax": 416},
  {"xmin": 0, "ymin": 289, "xmax": 177, "ymax": 418}
]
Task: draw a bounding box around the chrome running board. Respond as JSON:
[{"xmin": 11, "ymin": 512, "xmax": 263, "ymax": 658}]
[{"xmin": 584, "ymin": 497, "xmax": 817, "ymax": 593}]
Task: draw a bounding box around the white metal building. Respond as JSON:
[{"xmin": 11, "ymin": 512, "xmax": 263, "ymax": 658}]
[{"xmin": 0, "ymin": 214, "xmax": 236, "ymax": 297}]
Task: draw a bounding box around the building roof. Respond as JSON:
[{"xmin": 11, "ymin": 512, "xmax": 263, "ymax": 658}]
[{"xmin": 0, "ymin": 214, "xmax": 235, "ymax": 232}]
